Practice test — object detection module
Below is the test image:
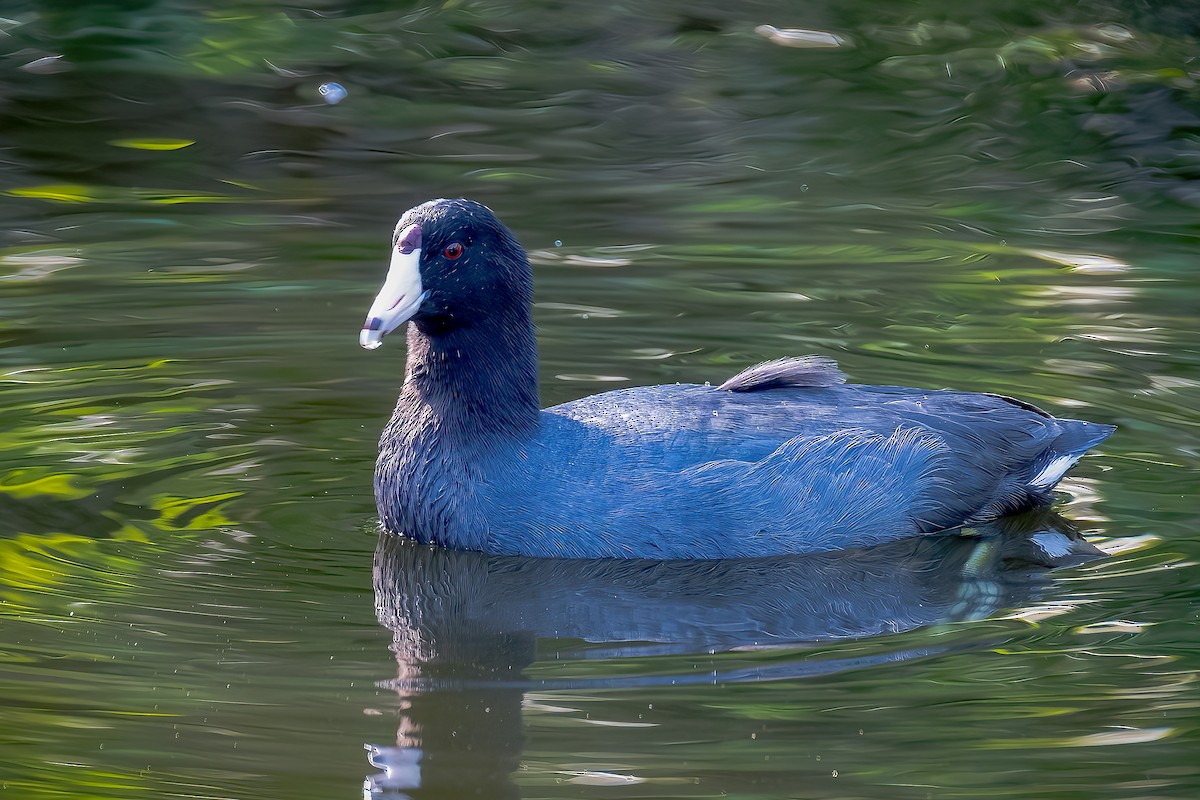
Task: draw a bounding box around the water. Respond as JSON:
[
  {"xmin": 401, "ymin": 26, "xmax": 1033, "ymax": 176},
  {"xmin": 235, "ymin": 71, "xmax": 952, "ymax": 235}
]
[{"xmin": 2, "ymin": 1, "xmax": 1199, "ymax": 797}]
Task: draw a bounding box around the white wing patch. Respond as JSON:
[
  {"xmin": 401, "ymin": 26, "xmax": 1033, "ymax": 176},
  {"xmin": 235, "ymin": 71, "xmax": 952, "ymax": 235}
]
[{"xmin": 1029, "ymin": 455, "xmax": 1078, "ymax": 488}]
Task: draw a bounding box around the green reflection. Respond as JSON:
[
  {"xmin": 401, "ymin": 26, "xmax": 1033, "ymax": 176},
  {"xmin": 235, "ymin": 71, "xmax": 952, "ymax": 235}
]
[{"xmin": 0, "ymin": 0, "xmax": 1197, "ymax": 798}]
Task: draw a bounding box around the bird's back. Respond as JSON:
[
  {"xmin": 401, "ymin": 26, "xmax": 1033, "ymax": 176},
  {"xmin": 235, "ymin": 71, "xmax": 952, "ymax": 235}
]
[{"xmin": 465, "ymin": 381, "xmax": 1112, "ymax": 558}]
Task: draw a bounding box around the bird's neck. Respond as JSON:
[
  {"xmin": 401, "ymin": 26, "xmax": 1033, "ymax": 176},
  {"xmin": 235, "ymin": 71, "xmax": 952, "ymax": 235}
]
[{"xmin": 398, "ymin": 311, "xmax": 540, "ymax": 445}]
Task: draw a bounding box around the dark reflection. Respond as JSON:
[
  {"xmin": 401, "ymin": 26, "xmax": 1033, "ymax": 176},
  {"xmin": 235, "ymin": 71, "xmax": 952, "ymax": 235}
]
[{"xmin": 364, "ymin": 510, "xmax": 1102, "ymax": 797}]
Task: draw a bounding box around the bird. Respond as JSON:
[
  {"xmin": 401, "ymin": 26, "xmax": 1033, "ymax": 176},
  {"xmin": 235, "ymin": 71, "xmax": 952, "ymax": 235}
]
[{"xmin": 359, "ymin": 198, "xmax": 1114, "ymax": 559}]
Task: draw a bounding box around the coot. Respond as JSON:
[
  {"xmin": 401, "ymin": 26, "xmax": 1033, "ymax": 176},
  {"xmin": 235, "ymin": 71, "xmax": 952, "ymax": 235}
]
[{"xmin": 360, "ymin": 198, "xmax": 1113, "ymax": 559}]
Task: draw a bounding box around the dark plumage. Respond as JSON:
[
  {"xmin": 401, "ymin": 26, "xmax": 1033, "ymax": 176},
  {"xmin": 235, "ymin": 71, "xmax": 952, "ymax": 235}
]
[{"xmin": 360, "ymin": 198, "xmax": 1114, "ymax": 559}]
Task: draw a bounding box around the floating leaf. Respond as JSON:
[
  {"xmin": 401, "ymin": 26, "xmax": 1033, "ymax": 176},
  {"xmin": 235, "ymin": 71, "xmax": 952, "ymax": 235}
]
[
  {"xmin": 5, "ymin": 184, "xmax": 239, "ymax": 205},
  {"xmin": 108, "ymin": 138, "xmax": 196, "ymax": 151},
  {"xmin": 144, "ymin": 193, "xmax": 235, "ymax": 205},
  {"xmin": 5, "ymin": 184, "xmax": 96, "ymax": 203}
]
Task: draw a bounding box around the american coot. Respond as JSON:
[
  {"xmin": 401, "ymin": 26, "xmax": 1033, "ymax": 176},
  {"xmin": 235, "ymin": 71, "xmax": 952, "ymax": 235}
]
[{"xmin": 360, "ymin": 198, "xmax": 1114, "ymax": 559}]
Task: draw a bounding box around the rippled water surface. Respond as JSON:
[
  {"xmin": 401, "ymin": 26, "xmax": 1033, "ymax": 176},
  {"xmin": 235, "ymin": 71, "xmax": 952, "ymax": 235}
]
[{"xmin": 2, "ymin": 1, "xmax": 1199, "ymax": 797}]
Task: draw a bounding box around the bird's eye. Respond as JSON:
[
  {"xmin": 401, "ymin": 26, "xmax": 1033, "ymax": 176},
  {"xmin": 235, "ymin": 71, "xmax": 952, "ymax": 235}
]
[{"xmin": 444, "ymin": 242, "xmax": 463, "ymax": 259}]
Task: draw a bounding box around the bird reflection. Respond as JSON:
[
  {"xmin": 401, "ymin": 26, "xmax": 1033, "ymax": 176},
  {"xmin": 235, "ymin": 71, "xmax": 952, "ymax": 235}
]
[{"xmin": 364, "ymin": 510, "xmax": 1102, "ymax": 798}]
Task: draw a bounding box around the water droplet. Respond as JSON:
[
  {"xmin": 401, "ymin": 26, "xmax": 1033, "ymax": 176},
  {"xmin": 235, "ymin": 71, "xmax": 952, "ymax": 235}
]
[
  {"xmin": 554, "ymin": 240, "xmax": 562, "ymax": 247},
  {"xmin": 703, "ymin": 381, "xmax": 711, "ymax": 387},
  {"xmin": 319, "ymin": 82, "xmax": 347, "ymax": 104},
  {"xmin": 712, "ymin": 410, "xmax": 718, "ymax": 416},
  {"xmin": 800, "ymin": 184, "xmax": 809, "ymax": 191}
]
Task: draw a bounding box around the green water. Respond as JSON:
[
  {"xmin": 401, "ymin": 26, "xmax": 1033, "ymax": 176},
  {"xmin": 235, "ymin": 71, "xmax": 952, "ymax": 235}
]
[{"xmin": 1, "ymin": 1, "xmax": 1198, "ymax": 797}]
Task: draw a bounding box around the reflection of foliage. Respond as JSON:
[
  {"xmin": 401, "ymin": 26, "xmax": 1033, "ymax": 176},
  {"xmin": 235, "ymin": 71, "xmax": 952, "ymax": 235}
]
[
  {"xmin": 1, "ymin": 0, "xmax": 1197, "ymax": 237},
  {"xmin": 0, "ymin": 354, "xmax": 250, "ymax": 608}
]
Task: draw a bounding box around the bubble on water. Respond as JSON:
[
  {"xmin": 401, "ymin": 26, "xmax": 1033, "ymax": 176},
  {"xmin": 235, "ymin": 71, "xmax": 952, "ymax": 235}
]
[
  {"xmin": 554, "ymin": 240, "xmax": 562, "ymax": 247},
  {"xmin": 800, "ymin": 184, "xmax": 809, "ymax": 192},
  {"xmin": 319, "ymin": 82, "xmax": 347, "ymax": 105}
]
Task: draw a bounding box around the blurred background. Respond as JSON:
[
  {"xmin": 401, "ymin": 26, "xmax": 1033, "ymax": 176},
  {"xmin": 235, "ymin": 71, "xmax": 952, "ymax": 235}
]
[{"xmin": 1, "ymin": 0, "xmax": 1198, "ymax": 798}]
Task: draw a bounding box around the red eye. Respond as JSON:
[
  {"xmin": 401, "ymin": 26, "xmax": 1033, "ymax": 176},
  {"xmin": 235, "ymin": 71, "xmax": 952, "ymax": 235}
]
[{"xmin": 444, "ymin": 242, "xmax": 463, "ymax": 259}]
